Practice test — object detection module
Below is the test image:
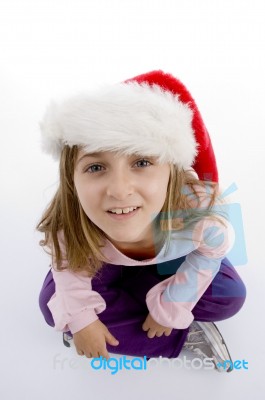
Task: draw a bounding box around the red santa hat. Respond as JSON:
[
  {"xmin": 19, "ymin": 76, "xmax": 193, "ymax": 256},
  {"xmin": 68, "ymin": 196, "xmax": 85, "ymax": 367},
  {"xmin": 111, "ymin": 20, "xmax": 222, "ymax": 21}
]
[{"xmin": 40, "ymin": 70, "xmax": 218, "ymax": 182}]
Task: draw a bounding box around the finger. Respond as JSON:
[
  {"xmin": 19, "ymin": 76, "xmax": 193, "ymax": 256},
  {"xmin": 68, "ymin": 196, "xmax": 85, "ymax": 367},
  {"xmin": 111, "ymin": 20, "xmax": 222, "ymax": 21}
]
[
  {"xmin": 101, "ymin": 348, "xmax": 110, "ymax": 360},
  {"xmin": 164, "ymin": 329, "xmax": 172, "ymax": 337},
  {"xmin": 155, "ymin": 331, "xmax": 164, "ymax": 337},
  {"xmin": 77, "ymin": 349, "xmax": 84, "ymax": 356},
  {"xmin": 142, "ymin": 321, "xmax": 149, "ymax": 331},
  {"xmin": 147, "ymin": 329, "xmax": 156, "ymax": 339},
  {"xmin": 105, "ymin": 330, "xmax": 119, "ymax": 346}
]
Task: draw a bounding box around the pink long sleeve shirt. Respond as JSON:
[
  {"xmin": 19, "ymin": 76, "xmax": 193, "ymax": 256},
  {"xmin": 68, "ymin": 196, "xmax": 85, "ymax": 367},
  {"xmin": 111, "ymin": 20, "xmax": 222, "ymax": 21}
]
[{"xmin": 47, "ymin": 182, "xmax": 233, "ymax": 334}]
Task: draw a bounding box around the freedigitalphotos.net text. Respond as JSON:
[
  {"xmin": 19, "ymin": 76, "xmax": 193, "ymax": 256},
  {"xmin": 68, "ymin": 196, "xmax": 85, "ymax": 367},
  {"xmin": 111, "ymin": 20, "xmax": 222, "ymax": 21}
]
[{"xmin": 53, "ymin": 354, "xmax": 248, "ymax": 374}]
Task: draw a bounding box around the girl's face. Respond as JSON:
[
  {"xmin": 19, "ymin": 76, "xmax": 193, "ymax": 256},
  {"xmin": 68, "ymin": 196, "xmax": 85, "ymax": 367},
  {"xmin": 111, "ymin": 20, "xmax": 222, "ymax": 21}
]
[{"xmin": 74, "ymin": 150, "xmax": 170, "ymax": 254}]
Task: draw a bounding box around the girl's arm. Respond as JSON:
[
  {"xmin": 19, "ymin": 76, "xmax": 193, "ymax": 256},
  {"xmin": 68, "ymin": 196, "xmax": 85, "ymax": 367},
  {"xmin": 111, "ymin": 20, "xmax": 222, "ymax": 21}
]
[
  {"xmin": 47, "ymin": 230, "xmax": 106, "ymax": 334},
  {"xmin": 145, "ymin": 215, "xmax": 234, "ymax": 329},
  {"xmin": 47, "ymin": 267, "xmax": 106, "ymax": 334}
]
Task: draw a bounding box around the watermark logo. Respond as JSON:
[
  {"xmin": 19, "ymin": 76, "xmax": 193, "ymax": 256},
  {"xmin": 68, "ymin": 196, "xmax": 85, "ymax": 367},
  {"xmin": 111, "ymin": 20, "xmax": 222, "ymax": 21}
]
[
  {"xmin": 151, "ymin": 181, "xmax": 247, "ymax": 301},
  {"xmin": 146, "ymin": 355, "xmax": 215, "ymax": 371},
  {"xmin": 216, "ymin": 359, "xmax": 249, "ymax": 371},
  {"xmin": 52, "ymin": 354, "xmax": 147, "ymax": 374},
  {"xmin": 157, "ymin": 181, "xmax": 247, "ymax": 266},
  {"xmin": 53, "ymin": 354, "xmax": 249, "ymax": 373},
  {"xmin": 91, "ymin": 356, "xmax": 147, "ymax": 374}
]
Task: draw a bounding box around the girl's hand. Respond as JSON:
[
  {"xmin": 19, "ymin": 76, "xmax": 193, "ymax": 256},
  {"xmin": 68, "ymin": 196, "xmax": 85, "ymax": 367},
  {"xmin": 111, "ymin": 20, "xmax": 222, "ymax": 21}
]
[
  {"xmin": 142, "ymin": 313, "xmax": 173, "ymax": 338},
  {"xmin": 73, "ymin": 319, "xmax": 119, "ymax": 359}
]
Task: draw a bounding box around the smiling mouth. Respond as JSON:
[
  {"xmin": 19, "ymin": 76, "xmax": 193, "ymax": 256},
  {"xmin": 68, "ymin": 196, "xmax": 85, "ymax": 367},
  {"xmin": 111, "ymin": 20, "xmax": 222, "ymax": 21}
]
[{"xmin": 107, "ymin": 206, "xmax": 140, "ymax": 215}]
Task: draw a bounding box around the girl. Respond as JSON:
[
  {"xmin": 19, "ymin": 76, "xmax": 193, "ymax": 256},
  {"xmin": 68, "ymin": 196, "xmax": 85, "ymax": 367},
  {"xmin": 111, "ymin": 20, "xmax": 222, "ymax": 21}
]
[{"xmin": 37, "ymin": 70, "xmax": 246, "ymax": 373}]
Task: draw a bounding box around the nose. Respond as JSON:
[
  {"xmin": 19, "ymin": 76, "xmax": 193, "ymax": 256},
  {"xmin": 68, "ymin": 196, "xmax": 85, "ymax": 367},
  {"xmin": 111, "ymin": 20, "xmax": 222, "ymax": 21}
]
[{"xmin": 106, "ymin": 169, "xmax": 134, "ymax": 200}]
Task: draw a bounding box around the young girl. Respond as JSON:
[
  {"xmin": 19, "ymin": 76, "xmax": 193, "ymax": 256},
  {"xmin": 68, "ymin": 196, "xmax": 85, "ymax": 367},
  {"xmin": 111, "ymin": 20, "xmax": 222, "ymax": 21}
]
[{"xmin": 37, "ymin": 70, "xmax": 246, "ymax": 372}]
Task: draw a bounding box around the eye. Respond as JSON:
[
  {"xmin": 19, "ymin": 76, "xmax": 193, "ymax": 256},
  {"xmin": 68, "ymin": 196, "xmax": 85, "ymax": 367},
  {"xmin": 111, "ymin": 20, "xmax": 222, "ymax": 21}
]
[
  {"xmin": 85, "ymin": 164, "xmax": 104, "ymax": 173},
  {"xmin": 134, "ymin": 159, "xmax": 152, "ymax": 168}
]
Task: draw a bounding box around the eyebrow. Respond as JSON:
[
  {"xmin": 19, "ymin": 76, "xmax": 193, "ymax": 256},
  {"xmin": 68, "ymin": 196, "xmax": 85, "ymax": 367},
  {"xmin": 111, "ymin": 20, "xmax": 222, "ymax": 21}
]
[{"xmin": 76, "ymin": 152, "xmax": 103, "ymax": 165}]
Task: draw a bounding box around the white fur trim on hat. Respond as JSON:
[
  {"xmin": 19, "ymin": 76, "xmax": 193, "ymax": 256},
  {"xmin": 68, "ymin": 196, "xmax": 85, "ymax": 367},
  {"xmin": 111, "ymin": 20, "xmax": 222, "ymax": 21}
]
[{"xmin": 40, "ymin": 81, "xmax": 198, "ymax": 169}]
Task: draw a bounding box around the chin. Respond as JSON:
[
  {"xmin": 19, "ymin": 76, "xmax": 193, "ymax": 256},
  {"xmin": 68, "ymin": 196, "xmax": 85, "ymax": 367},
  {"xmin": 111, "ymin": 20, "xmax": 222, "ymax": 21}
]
[{"xmin": 107, "ymin": 232, "xmax": 142, "ymax": 244}]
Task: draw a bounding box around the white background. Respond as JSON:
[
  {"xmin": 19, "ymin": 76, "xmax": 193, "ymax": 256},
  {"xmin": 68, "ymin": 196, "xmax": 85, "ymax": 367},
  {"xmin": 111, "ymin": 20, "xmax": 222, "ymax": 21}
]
[{"xmin": 0, "ymin": 0, "xmax": 264, "ymax": 398}]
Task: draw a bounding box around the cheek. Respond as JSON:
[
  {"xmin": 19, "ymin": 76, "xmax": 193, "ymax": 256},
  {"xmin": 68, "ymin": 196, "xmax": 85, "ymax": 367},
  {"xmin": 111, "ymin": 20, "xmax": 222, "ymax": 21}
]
[
  {"xmin": 144, "ymin": 179, "xmax": 168, "ymax": 205},
  {"xmin": 75, "ymin": 180, "xmax": 103, "ymax": 215},
  {"xmin": 74, "ymin": 180, "xmax": 92, "ymax": 209},
  {"xmin": 147, "ymin": 171, "xmax": 170, "ymax": 195}
]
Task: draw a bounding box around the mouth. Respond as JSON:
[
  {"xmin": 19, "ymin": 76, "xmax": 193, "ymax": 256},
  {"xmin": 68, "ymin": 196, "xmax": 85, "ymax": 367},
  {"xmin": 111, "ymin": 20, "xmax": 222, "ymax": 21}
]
[
  {"xmin": 107, "ymin": 207, "xmax": 141, "ymax": 220},
  {"xmin": 107, "ymin": 206, "xmax": 139, "ymax": 214}
]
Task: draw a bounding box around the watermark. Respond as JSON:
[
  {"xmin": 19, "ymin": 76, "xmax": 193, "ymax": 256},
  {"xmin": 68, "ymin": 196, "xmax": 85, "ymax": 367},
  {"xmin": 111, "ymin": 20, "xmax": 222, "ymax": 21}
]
[
  {"xmin": 216, "ymin": 359, "xmax": 249, "ymax": 371},
  {"xmin": 151, "ymin": 181, "xmax": 247, "ymax": 302},
  {"xmin": 90, "ymin": 355, "xmax": 147, "ymax": 374},
  {"xmin": 157, "ymin": 182, "xmax": 248, "ymax": 266},
  {"xmin": 146, "ymin": 355, "xmax": 215, "ymax": 371},
  {"xmin": 52, "ymin": 353, "xmax": 249, "ymax": 374},
  {"xmin": 53, "ymin": 353, "xmax": 146, "ymax": 373}
]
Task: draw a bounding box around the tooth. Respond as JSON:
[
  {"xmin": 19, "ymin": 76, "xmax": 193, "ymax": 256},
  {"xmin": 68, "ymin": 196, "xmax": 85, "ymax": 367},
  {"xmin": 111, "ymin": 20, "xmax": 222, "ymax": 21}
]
[{"xmin": 109, "ymin": 206, "xmax": 138, "ymax": 214}]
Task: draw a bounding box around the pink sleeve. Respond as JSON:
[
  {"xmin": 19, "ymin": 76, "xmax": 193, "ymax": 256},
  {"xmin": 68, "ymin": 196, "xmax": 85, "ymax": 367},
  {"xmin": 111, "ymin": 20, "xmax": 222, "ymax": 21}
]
[
  {"xmin": 146, "ymin": 214, "xmax": 234, "ymax": 329},
  {"xmin": 47, "ymin": 231, "xmax": 106, "ymax": 334},
  {"xmin": 47, "ymin": 268, "xmax": 106, "ymax": 334}
]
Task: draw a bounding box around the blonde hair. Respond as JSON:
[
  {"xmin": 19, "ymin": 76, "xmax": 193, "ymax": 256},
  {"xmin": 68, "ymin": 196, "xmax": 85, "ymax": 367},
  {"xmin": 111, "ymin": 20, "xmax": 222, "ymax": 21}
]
[{"xmin": 36, "ymin": 145, "xmax": 222, "ymax": 277}]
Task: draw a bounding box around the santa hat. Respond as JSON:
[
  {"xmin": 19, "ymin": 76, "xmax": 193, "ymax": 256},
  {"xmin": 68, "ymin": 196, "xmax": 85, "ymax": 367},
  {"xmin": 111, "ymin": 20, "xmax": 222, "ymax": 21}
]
[{"xmin": 40, "ymin": 70, "xmax": 218, "ymax": 182}]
